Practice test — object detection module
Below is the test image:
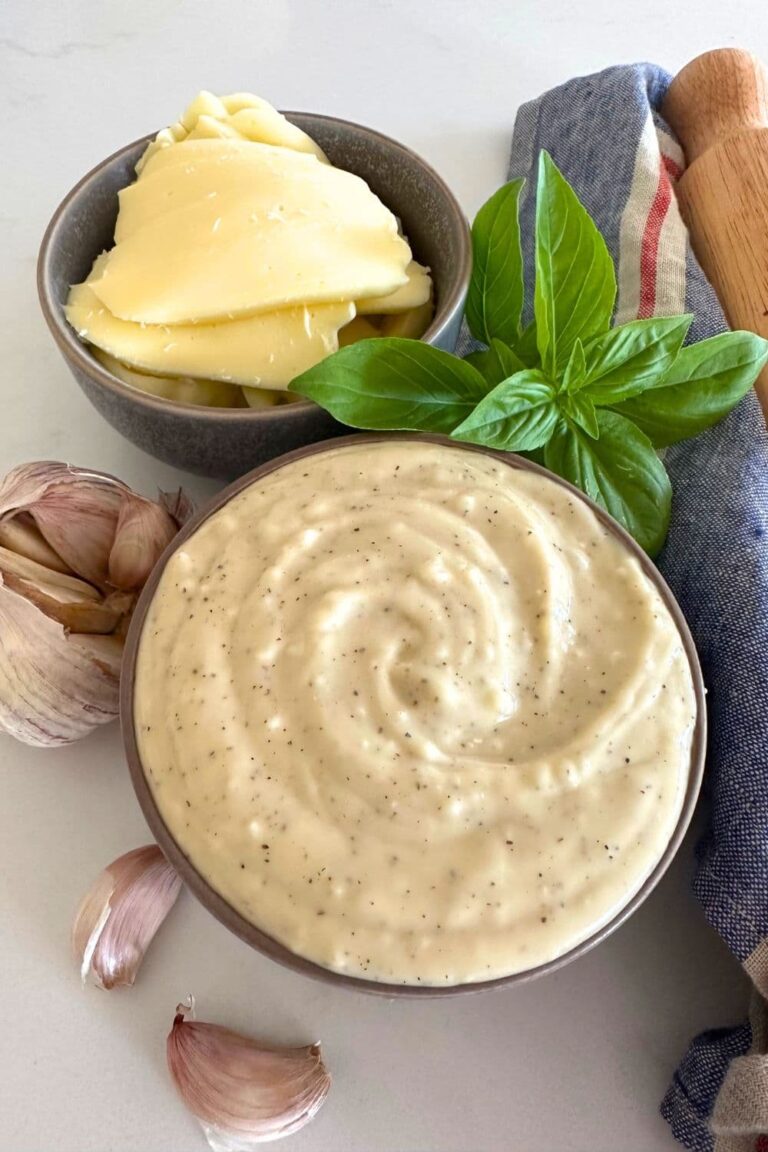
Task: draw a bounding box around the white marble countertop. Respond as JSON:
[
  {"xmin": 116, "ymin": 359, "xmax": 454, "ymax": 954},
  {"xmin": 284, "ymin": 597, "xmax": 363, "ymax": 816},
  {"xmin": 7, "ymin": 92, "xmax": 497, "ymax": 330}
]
[{"xmin": 1, "ymin": 2, "xmax": 762, "ymax": 1149}]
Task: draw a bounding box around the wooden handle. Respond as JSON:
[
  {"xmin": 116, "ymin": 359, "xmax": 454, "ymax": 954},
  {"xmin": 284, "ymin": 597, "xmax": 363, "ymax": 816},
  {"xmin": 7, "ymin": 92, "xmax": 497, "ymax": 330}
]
[{"xmin": 663, "ymin": 49, "xmax": 768, "ymax": 415}]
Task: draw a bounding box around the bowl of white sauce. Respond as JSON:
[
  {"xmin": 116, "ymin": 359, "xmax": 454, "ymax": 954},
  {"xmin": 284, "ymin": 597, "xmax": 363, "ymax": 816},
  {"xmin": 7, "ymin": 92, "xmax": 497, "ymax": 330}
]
[{"xmin": 121, "ymin": 434, "xmax": 706, "ymax": 995}]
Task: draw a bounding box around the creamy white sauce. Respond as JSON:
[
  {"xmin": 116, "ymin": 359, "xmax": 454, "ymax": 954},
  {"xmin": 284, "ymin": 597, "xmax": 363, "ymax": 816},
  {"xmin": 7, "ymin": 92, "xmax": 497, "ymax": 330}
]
[{"xmin": 134, "ymin": 440, "xmax": 696, "ymax": 985}]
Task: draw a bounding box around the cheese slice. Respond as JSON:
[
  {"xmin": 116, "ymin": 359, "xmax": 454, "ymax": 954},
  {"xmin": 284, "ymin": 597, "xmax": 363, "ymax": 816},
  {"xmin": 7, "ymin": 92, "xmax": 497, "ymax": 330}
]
[
  {"xmin": 114, "ymin": 140, "xmax": 325, "ymax": 242},
  {"xmin": 241, "ymin": 386, "xmax": 301, "ymax": 408},
  {"xmin": 67, "ymin": 278, "xmax": 355, "ymax": 388},
  {"xmin": 92, "ymin": 350, "xmax": 247, "ymax": 407},
  {"xmin": 381, "ymin": 300, "xmax": 435, "ymax": 338},
  {"xmin": 185, "ymin": 115, "xmax": 242, "ymax": 143},
  {"xmin": 136, "ymin": 90, "xmax": 326, "ymax": 174},
  {"xmin": 92, "ymin": 140, "xmax": 410, "ymax": 324},
  {"xmin": 357, "ymin": 260, "xmax": 433, "ymax": 314},
  {"xmin": 338, "ymin": 316, "xmax": 382, "ymax": 346}
]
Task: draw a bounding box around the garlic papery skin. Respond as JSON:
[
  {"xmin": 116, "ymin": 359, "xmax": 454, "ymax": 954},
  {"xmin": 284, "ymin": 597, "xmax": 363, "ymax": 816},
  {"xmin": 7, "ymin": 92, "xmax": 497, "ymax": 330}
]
[
  {"xmin": 0, "ymin": 575, "xmax": 121, "ymax": 745},
  {"xmin": 73, "ymin": 845, "xmax": 182, "ymax": 989},
  {"xmin": 167, "ymin": 999, "xmax": 331, "ymax": 1148},
  {"xmin": 0, "ymin": 461, "xmax": 191, "ymax": 746},
  {"xmin": 160, "ymin": 488, "xmax": 195, "ymax": 527}
]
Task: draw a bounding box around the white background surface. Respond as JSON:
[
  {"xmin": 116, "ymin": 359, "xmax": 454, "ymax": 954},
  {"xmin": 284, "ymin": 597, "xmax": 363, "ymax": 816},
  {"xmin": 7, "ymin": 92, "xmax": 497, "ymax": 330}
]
[{"xmin": 1, "ymin": 2, "xmax": 764, "ymax": 1150}]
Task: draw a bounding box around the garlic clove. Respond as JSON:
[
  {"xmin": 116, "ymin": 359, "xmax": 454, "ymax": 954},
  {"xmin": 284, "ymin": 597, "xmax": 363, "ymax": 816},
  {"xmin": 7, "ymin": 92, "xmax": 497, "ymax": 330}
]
[
  {"xmin": 73, "ymin": 845, "xmax": 182, "ymax": 989},
  {"xmin": 0, "ymin": 574, "xmax": 121, "ymax": 745},
  {"xmin": 1, "ymin": 573, "xmax": 129, "ymax": 634},
  {"xmin": 167, "ymin": 998, "xmax": 331, "ymax": 1148},
  {"xmin": 0, "ymin": 512, "xmax": 73, "ymax": 573},
  {"xmin": 108, "ymin": 493, "xmax": 177, "ymax": 591},
  {"xmin": 0, "ymin": 544, "xmax": 102, "ymax": 600},
  {"xmin": 31, "ymin": 480, "xmax": 124, "ymax": 589},
  {"xmin": 0, "ymin": 547, "xmax": 135, "ymax": 634}
]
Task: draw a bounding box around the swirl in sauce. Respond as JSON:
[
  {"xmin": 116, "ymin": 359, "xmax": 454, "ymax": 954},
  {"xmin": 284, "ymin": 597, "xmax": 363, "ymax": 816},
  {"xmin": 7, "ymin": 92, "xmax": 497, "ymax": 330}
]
[{"xmin": 134, "ymin": 440, "xmax": 696, "ymax": 985}]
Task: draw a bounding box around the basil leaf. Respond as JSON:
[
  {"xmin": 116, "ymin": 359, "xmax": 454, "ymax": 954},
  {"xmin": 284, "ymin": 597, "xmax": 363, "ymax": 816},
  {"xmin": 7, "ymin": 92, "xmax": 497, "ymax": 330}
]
[
  {"xmin": 577, "ymin": 315, "xmax": 692, "ymax": 404},
  {"xmin": 466, "ymin": 180, "xmax": 525, "ymax": 346},
  {"xmin": 465, "ymin": 339, "xmax": 526, "ymax": 387},
  {"xmin": 516, "ymin": 321, "xmax": 541, "ymax": 367},
  {"xmin": 451, "ymin": 370, "xmax": 558, "ymax": 452},
  {"xmin": 289, "ymin": 338, "xmax": 488, "ymax": 433},
  {"xmin": 562, "ymin": 339, "xmax": 587, "ymax": 393},
  {"xmin": 544, "ymin": 409, "xmax": 671, "ymax": 556},
  {"xmin": 534, "ymin": 151, "xmax": 616, "ymax": 376},
  {"xmin": 612, "ymin": 331, "xmax": 768, "ymax": 447},
  {"xmin": 562, "ymin": 391, "xmax": 599, "ymax": 439}
]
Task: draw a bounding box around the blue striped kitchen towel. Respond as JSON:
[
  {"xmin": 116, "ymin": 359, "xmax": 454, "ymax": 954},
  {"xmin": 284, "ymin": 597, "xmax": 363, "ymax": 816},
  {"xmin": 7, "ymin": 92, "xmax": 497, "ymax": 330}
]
[{"xmin": 475, "ymin": 63, "xmax": 768, "ymax": 1152}]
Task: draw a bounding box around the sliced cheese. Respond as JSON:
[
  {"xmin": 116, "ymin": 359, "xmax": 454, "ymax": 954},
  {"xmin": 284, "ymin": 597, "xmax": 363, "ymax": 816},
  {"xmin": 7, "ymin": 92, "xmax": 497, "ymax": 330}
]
[
  {"xmin": 67, "ymin": 280, "xmax": 355, "ymax": 388},
  {"xmin": 93, "ymin": 140, "xmax": 410, "ymax": 323},
  {"xmin": 180, "ymin": 91, "xmax": 229, "ymax": 128},
  {"xmin": 226, "ymin": 105, "xmax": 326, "ymax": 160},
  {"xmin": 381, "ymin": 300, "xmax": 435, "ymax": 338},
  {"xmin": 221, "ymin": 92, "xmax": 264, "ymax": 115},
  {"xmin": 241, "ymin": 386, "xmax": 300, "ymax": 408},
  {"xmin": 338, "ymin": 316, "xmax": 382, "ymax": 346},
  {"xmin": 66, "ymin": 88, "xmax": 433, "ymax": 408},
  {"xmin": 357, "ymin": 260, "xmax": 433, "ymax": 314},
  {"xmin": 114, "ymin": 140, "xmax": 324, "ymax": 241},
  {"xmin": 137, "ymin": 90, "xmax": 326, "ymax": 174},
  {"xmin": 185, "ymin": 115, "xmax": 241, "ymax": 143},
  {"xmin": 93, "ymin": 350, "xmax": 247, "ymax": 407}
]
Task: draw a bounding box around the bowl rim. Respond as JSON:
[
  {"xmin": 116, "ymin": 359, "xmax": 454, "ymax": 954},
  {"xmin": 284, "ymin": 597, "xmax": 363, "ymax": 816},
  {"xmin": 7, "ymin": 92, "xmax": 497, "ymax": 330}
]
[
  {"xmin": 36, "ymin": 113, "xmax": 471, "ymax": 421},
  {"xmin": 121, "ymin": 432, "xmax": 707, "ymax": 998}
]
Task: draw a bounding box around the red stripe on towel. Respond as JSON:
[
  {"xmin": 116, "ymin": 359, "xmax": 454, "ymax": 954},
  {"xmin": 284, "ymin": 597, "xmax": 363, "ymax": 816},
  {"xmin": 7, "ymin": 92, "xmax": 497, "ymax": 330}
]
[{"xmin": 637, "ymin": 154, "xmax": 682, "ymax": 318}]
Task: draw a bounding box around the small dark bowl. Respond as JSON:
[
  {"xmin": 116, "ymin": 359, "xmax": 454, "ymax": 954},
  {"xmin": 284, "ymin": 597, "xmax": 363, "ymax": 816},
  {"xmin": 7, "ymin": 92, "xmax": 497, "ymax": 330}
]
[
  {"xmin": 121, "ymin": 434, "xmax": 707, "ymax": 997},
  {"xmin": 37, "ymin": 116, "xmax": 471, "ymax": 481}
]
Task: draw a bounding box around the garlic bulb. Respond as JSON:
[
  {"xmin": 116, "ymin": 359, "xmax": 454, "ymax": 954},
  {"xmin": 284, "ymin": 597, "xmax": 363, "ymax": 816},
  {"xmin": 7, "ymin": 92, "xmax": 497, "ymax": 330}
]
[
  {"xmin": 0, "ymin": 462, "xmax": 191, "ymax": 746},
  {"xmin": 167, "ymin": 998, "xmax": 331, "ymax": 1148},
  {"xmin": 73, "ymin": 845, "xmax": 182, "ymax": 989}
]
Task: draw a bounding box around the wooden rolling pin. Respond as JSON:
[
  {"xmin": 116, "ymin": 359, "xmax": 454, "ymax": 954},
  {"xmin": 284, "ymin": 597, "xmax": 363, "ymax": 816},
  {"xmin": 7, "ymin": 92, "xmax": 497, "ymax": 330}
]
[{"xmin": 663, "ymin": 48, "xmax": 768, "ymax": 415}]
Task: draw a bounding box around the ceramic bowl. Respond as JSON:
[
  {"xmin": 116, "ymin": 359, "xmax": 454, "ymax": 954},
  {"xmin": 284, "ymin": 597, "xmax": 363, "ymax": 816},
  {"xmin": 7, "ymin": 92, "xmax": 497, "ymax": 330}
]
[
  {"xmin": 37, "ymin": 115, "xmax": 471, "ymax": 481},
  {"xmin": 121, "ymin": 433, "xmax": 707, "ymax": 997}
]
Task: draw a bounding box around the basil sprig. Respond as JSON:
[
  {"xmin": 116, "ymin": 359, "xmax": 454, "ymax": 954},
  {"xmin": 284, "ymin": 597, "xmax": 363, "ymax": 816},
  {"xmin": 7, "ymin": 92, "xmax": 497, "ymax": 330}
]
[
  {"xmin": 291, "ymin": 150, "xmax": 768, "ymax": 556},
  {"xmin": 533, "ymin": 152, "xmax": 616, "ymax": 376}
]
